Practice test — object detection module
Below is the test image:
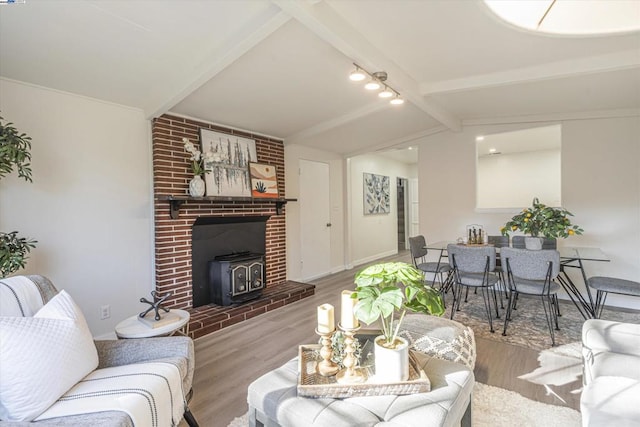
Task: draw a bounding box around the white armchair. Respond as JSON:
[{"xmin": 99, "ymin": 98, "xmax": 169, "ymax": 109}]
[
  {"xmin": 0, "ymin": 275, "xmax": 199, "ymax": 427},
  {"xmin": 581, "ymin": 319, "xmax": 640, "ymax": 426}
]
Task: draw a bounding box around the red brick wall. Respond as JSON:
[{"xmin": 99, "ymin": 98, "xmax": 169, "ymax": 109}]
[{"xmin": 152, "ymin": 114, "xmax": 286, "ymax": 309}]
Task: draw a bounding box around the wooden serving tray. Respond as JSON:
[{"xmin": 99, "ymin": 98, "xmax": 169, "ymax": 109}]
[{"xmin": 297, "ymin": 343, "xmax": 431, "ymax": 398}]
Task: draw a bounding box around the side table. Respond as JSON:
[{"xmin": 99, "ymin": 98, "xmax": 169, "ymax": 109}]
[{"xmin": 115, "ymin": 309, "xmax": 190, "ymax": 339}]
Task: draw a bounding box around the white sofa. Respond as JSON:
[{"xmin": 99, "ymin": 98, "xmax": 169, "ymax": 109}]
[
  {"xmin": 0, "ymin": 274, "xmax": 198, "ymax": 426},
  {"xmin": 581, "ymin": 319, "xmax": 640, "ymax": 426}
]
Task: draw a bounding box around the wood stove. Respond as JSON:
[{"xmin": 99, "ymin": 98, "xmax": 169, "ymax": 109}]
[{"xmin": 209, "ymin": 252, "xmax": 265, "ymax": 306}]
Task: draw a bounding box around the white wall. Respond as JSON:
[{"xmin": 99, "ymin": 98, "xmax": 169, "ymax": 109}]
[
  {"xmin": 349, "ymin": 153, "xmax": 414, "ymax": 266},
  {"xmin": 0, "ymin": 79, "xmax": 154, "ymax": 336},
  {"xmin": 477, "ymin": 149, "xmax": 561, "ymax": 208},
  {"xmin": 284, "ymin": 144, "xmax": 345, "ymax": 280},
  {"xmin": 418, "ymin": 116, "xmax": 640, "ymax": 310}
]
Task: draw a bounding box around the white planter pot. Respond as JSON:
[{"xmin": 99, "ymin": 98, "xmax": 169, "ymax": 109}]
[
  {"xmin": 525, "ymin": 237, "xmax": 543, "ymax": 250},
  {"xmin": 374, "ymin": 335, "xmax": 409, "ymax": 382},
  {"xmin": 189, "ymin": 175, "xmax": 205, "ymax": 197}
]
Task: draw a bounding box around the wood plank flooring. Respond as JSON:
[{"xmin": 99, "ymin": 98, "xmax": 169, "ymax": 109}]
[{"xmin": 186, "ymin": 252, "xmax": 583, "ymax": 427}]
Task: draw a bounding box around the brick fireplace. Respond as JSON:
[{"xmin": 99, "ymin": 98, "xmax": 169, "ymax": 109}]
[{"xmin": 152, "ymin": 114, "xmax": 314, "ymax": 338}]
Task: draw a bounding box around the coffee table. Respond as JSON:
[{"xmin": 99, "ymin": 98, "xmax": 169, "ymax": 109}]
[{"xmin": 115, "ymin": 309, "xmax": 190, "ymax": 338}]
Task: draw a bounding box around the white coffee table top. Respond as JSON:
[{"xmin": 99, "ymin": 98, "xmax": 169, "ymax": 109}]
[{"xmin": 115, "ymin": 309, "xmax": 190, "ymax": 339}]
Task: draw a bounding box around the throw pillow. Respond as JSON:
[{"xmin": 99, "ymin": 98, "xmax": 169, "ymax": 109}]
[{"xmin": 0, "ymin": 290, "xmax": 98, "ymax": 421}]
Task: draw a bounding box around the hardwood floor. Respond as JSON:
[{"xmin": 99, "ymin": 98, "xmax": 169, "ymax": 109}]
[{"xmin": 187, "ymin": 252, "xmax": 582, "ymax": 427}]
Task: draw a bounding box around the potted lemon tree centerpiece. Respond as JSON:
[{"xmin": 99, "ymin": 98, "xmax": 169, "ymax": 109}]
[
  {"xmin": 501, "ymin": 197, "xmax": 583, "ymax": 249},
  {"xmin": 352, "ymin": 262, "xmax": 445, "ymax": 382}
]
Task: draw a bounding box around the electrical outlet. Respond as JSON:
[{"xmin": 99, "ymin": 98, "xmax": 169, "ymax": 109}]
[{"xmin": 101, "ymin": 305, "xmax": 111, "ymax": 320}]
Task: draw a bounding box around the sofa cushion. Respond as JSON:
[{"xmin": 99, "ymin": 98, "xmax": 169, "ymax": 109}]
[
  {"xmin": 0, "ymin": 276, "xmax": 47, "ymax": 317},
  {"xmin": 0, "ymin": 290, "xmax": 98, "ymax": 421},
  {"xmin": 590, "ymin": 352, "xmax": 640, "ymax": 382}
]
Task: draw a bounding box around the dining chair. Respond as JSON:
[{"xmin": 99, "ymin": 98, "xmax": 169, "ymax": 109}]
[
  {"xmin": 512, "ymin": 236, "xmax": 557, "ymax": 249},
  {"xmin": 488, "ymin": 235, "xmax": 509, "ymax": 307},
  {"xmin": 409, "ymin": 235, "xmax": 451, "ymax": 292},
  {"xmin": 500, "ymin": 247, "xmax": 561, "ymax": 346},
  {"xmin": 447, "ymin": 244, "xmax": 501, "ymax": 333}
]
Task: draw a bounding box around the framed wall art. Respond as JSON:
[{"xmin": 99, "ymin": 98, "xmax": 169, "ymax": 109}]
[
  {"xmin": 249, "ymin": 162, "xmax": 279, "ymax": 199},
  {"xmin": 199, "ymin": 129, "xmax": 257, "ymax": 197},
  {"xmin": 363, "ymin": 172, "xmax": 390, "ymax": 215}
]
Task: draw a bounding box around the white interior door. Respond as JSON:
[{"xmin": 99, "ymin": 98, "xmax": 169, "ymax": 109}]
[
  {"xmin": 299, "ymin": 159, "xmax": 331, "ymax": 280},
  {"xmin": 409, "ymin": 178, "xmax": 419, "ymax": 238}
]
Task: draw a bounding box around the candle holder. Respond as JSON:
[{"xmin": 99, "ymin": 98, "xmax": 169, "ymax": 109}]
[
  {"xmin": 315, "ymin": 328, "xmax": 339, "ymax": 377},
  {"xmin": 335, "ymin": 324, "xmax": 366, "ymax": 384}
]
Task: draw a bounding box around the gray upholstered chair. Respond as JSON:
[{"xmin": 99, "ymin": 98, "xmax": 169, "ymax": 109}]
[
  {"xmin": 587, "ymin": 276, "xmax": 640, "ymax": 318},
  {"xmin": 500, "ymin": 248, "xmax": 561, "ymax": 346},
  {"xmin": 0, "ymin": 275, "xmax": 199, "ymax": 426},
  {"xmin": 447, "ymin": 244, "xmax": 500, "ymax": 332},
  {"xmin": 408, "ymin": 235, "xmax": 451, "ymax": 291},
  {"xmin": 512, "ymin": 236, "xmax": 557, "ymax": 249}
]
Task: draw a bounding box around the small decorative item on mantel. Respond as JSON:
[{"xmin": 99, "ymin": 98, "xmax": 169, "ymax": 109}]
[
  {"xmin": 138, "ymin": 290, "xmax": 179, "ymax": 328},
  {"xmin": 501, "ymin": 197, "xmax": 583, "ymax": 250},
  {"xmin": 183, "ymin": 137, "xmax": 208, "ymax": 197}
]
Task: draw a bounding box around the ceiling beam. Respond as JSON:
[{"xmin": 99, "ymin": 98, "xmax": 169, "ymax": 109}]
[
  {"xmin": 345, "ymin": 126, "xmax": 448, "ymax": 159},
  {"xmin": 284, "ymin": 102, "xmax": 388, "ymax": 144},
  {"xmin": 271, "ymin": 0, "xmax": 462, "ymax": 132},
  {"xmin": 422, "ymin": 49, "xmax": 640, "ymax": 95},
  {"xmin": 146, "ymin": 10, "xmax": 291, "ymax": 120}
]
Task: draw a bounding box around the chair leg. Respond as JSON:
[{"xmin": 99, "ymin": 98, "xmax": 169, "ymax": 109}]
[
  {"xmin": 540, "ymin": 295, "xmax": 556, "ymax": 346},
  {"xmin": 184, "ymin": 405, "xmax": 199, "ymax": 427},
  {"xmin": 502, "ymin": 290, "xmax": 515, "ymax": 336},
  {"xmin": 479, "ymin": 287, "xmax": 495, "ymax": 333}
]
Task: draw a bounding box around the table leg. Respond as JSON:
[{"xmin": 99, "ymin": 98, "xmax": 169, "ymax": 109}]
[{"xmin": 556, "ymin": 260, "xmax": 596, "ymax": 319}]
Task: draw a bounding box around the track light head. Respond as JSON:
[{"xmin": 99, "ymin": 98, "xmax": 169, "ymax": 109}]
[{"xmin": 349, "ymin": 67, "xmax": 366, "ymax": 82}]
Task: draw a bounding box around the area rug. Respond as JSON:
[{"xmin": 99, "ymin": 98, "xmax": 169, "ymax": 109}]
[
  {"xmin": 227, "ymin": 382, "xmax": 581, "ymax": 426},
  {"xmin": 445, "ymin": 290, "xmax": 639, "ymax": 351}
]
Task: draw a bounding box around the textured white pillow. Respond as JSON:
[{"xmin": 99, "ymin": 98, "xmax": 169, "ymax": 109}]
[{"xmin": 0, "ymin": 290, "xmax": 98, "ymax": 421}]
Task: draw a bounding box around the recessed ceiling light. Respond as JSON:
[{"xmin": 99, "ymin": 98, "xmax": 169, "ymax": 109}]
[
  {"xmin": 476, "ymin": 136, "xmax": 485, "ymax": 141},
  {"xmin": 489, "ymin": 148, "xmax": 497, "ymax": 153}
]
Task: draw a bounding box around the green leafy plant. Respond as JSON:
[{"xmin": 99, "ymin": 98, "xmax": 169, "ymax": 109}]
[
  {"xmin": 501, "ymin": 197, "xmax": 583, "ymax": 239},
  {"xmin": 352, "ymin": 262, "xmax": 445, "ymax": 349},
  {"xmin": 0, "ymin": 231, "xmax": 37, "ymax": 278},
  {"xmin": 254, "ymin": 181, "xmax": 267, "ymax": 193},
  {"xmin": 0, "ymin": 115, "xmax": 33, "ymax": 182}
]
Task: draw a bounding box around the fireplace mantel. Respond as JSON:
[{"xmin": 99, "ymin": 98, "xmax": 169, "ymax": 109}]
[{"xmin": 157, "ymin": 195, "xmax": 297, "ymax": 219}]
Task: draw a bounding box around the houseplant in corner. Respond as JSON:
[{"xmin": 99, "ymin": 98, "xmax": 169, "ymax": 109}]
[
  {"xmin": 352, "ymin": 262, "xmax": 445, "ymax": 381},
  {"xmin": 0, "ymin": 115, "xmax": 37, "ymax": 277},
  {"xmin": 501, "ymin": 197, "xmax": 583, "ymax": 249}
]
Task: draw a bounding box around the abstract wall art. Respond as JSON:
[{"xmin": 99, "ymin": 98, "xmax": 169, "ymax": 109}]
[
  {"xmin": 249, "ymin": 162, "xmax": 279, "ymax": 199},
  {"xmin": 199, "ymin": 129, "xmax": 257, "ymax": 197},
  {"xmin": 363, "ymin": 172, "xmax": 390, "ymax": 215}
]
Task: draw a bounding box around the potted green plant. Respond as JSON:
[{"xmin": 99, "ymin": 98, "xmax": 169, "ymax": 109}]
[
  {"xmin": 0, "ymin": 115, "xmax": 37, "ymax": 277},
  {"xmin": 0, "ymin": 231, "xmax": 37, "ymax": 278},
  {"xmin": 352, "ymin": 262, "xmax": 445, "ymax": 381},
  {"xmin": 501, "ymin": 197, "xmax": 583, "ymax": 249}
]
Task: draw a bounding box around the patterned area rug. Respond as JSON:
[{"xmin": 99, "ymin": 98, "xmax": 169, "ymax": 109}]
[
  {"xmin": 227, "ymin": 382, "xmax": 581, "ymax": 427},
  {"xmin": 444, "ymin": 289, "xmax": 639, "ymax": 351}
]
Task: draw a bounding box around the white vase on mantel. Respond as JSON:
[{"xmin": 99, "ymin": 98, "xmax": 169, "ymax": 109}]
[
  {"xmin": 189, "ymin": 175, "xmax": 205, "ymax": 197},
  {"xmin": 374, "ymin": 335, "xmax": 410, "ymax": 382},
  {"xmin": 525, "ymin": 236, "xmax": 543, "ymax": 250}
]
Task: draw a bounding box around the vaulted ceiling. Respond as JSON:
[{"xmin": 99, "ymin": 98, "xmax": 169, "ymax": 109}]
[{"xmin": 1, "ymin": 0, "xmax": 638, "ymax": 159}]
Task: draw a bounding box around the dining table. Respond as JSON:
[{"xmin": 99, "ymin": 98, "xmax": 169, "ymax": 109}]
[{"xmin": 425, "ymin": 241, "xmax": 610, "ymax": 320}]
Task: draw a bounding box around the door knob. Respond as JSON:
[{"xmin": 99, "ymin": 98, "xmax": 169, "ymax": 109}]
[{"xmin": 326, "ymin": 223, "xmax": 332, "ymax": 227}]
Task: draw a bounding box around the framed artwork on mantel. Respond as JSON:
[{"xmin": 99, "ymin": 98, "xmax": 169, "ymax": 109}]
[
  {"xmin": 363, "ymin": 172, "xmax": 390, "ymax": 215},
  {"xmin": 199, "ymin": 129, "xmax": 257, "ymax": 197},
  {"xmin": 249, "ymin": 162, "xmax": 279, "ymax": 199}
]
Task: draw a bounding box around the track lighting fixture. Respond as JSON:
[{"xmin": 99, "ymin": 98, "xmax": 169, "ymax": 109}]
[
  {"xmin": 349, "ymin": 66, "xmax": 366, "ymax": 82},
  {"xmin": 348, "ymin": 63, "xmax": 403, "ymax": 106}
]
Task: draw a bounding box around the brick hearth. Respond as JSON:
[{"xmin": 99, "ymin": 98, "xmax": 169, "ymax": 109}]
[{"xmin": 151, "ymin": 114, "xmax": 314, "ymax": 339}]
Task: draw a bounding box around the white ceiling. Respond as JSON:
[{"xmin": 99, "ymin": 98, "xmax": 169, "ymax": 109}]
[{"xmin": 1, "ymin": 0, "xmax": 638, "ymax": 161}]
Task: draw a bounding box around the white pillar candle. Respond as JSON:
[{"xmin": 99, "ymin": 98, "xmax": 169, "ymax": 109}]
[
  {"xmin": 341, "ymin": 290, "xmax": 359, "ymax": 329},
  {"xmin": 317, "ymin": 303, "xmax": 335, "ymax": 333}
]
